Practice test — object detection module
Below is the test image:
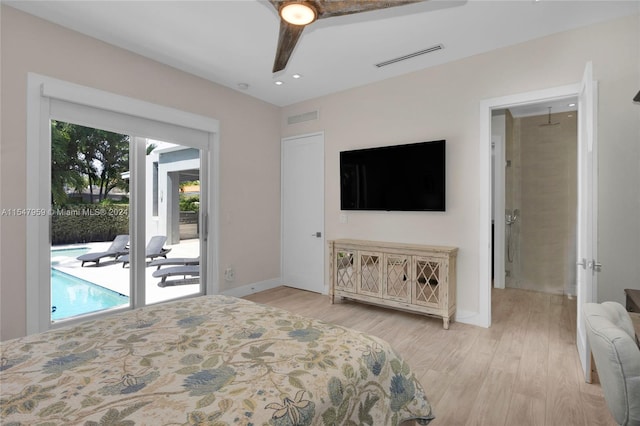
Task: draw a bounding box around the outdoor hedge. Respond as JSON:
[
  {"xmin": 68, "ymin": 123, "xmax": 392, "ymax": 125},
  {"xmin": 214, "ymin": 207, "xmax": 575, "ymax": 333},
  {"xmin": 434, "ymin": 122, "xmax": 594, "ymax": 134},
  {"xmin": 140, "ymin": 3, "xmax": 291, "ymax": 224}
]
[{"xmin": 51, "ymin": 205, "xmax": 129, "ymax": 245}]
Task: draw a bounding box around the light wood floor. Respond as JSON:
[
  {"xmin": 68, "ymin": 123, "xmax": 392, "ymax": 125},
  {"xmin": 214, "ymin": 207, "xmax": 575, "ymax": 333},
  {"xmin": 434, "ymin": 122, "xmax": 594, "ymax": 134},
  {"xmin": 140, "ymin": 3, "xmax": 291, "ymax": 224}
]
[{"xmin": 245, "ymin": 286, "xmax": 615, "ymax": 426}]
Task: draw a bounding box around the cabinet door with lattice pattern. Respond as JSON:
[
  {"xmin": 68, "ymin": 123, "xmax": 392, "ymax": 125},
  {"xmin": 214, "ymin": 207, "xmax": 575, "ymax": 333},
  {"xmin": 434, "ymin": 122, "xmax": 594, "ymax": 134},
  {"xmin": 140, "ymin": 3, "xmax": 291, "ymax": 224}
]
[
  {"xmin": 383, "ymin": 254, "xmax": 411, "ymax": 303},
  {"xmin": 334, "ymin": 249, "xmax": 356, "ymax": 293},
  {"xmin": 357, "ymin": 251, "xmax": 382, "ymax": 297},
  {"xmin": 412, "ymin": 256, "xmax": 446, "ymax": 309}
]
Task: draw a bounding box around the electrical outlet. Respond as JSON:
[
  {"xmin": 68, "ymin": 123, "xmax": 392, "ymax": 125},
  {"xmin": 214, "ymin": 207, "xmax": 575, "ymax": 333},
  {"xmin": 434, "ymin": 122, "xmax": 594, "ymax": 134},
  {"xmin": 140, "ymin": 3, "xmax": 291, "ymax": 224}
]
[{"xmin": 224, "ymin": 267, "xmax": 235, "ymax": 282}]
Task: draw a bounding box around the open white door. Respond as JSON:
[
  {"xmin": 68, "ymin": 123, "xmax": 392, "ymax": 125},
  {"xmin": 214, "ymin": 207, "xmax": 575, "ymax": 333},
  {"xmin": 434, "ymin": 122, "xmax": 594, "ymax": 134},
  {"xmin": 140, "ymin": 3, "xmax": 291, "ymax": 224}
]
[
  {"xmin": 281, "ymin": 133, "xmax": 325, "ymax": 293},
  {"xmin": 576, "ymin": 61, "xmax": 599, "ymax": 383}
]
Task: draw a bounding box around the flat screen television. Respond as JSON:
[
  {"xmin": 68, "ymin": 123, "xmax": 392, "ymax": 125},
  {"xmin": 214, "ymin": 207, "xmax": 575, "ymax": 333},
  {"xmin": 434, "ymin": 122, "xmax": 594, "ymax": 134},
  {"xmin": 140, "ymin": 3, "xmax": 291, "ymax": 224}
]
[{"xmin": 340, "ymin": 140, "xmax": 445, "ymax": 211}]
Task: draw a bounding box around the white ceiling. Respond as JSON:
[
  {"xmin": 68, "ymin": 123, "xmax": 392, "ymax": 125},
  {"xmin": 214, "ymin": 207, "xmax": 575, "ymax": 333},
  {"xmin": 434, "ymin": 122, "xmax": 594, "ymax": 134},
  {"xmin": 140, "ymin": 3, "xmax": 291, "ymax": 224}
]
[{"xmin": 7, "ymin": 0, "xmax": 639, "ymax": 109}]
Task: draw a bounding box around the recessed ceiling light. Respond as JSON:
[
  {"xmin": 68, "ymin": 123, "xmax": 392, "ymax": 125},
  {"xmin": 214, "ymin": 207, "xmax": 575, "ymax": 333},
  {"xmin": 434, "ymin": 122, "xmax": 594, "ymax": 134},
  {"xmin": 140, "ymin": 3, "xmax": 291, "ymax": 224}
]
[
  {"xmin": 292, "ymin": 74, "xmax": 302, "ymax": 79},
  {"xmin": 275, "ymin": 80, "xmax": 284, "ymax": 86},
  {"xmin": 568, "ymin": 103, "xmax": 576, "ymax": 107}
]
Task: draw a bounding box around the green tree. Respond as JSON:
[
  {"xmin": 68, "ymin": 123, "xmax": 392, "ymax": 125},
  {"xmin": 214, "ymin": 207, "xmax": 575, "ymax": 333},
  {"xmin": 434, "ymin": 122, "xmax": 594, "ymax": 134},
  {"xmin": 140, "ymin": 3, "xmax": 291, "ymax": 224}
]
[
  {"xmin": 51, "ymin": 121, "xmax": 130, "ymax": 205},
  {"xmin": 51, "ymin": 121, "xmax": 85, "ymax": 206}
]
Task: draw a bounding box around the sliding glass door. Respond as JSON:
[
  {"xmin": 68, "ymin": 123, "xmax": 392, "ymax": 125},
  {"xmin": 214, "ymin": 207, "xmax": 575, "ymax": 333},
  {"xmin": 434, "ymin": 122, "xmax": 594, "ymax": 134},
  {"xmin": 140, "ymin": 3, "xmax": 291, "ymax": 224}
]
[{"xmin": 49, "ymin": 122, "xmax": 206, "ymax": 324}]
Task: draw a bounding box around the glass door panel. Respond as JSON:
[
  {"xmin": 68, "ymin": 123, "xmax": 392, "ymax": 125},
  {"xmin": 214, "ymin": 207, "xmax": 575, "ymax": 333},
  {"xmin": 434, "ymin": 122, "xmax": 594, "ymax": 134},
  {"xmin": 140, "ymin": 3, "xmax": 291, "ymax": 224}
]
[
  {"xmin": 50, "ymin": 120, "xmax": 131, "ymax": 321},
  {"xmin": 144, "ymin": 139, "xmax": 202, "ymax": 305}
]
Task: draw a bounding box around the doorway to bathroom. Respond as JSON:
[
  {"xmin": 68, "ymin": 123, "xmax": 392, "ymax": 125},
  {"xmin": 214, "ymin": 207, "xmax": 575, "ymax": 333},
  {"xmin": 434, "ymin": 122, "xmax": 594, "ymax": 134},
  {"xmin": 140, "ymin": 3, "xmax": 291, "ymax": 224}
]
[
  {"xmin": 482, "ymin": 63, "xmax": 598, "ymax": 382},
  {"xmin": 492, "ymin": 99, "xmax": 578, "ymax": 296}
]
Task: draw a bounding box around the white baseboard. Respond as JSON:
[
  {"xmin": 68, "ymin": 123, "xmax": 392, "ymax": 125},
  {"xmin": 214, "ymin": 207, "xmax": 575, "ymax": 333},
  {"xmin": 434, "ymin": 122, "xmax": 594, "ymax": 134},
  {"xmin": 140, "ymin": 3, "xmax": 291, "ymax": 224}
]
[
  {"xmin": 455, "ymin": 309, "xmax": 489, "ymax": 328},
  {"xmin": 221, "ymin": 278, "xmax": 282, "ymax": 298}
]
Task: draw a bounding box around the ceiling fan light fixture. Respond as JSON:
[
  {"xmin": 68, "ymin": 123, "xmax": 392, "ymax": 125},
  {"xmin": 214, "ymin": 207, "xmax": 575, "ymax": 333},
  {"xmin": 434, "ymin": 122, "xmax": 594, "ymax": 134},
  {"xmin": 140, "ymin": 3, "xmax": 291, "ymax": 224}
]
[{"xmin": 280, "ymin": 2, "xmax": 317, "ymax": 26}]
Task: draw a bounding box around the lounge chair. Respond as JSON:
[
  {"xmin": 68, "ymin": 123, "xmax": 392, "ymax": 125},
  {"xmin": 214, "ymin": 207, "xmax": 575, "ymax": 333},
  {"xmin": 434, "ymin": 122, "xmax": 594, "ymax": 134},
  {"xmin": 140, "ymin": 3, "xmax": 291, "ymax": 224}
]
[
  {"xmin": 118, "ymin": 235, "xmax": 171, "ymax": 268},
  {"xmin": 148, "ymin": 256, "xmax": 200, "ymax": 270},
  {"xmin": 77, "ymin": 235, "xmax": 129, "ymax": 267},
  {"xmin": 152, "ymin": 265, "xmax": 200, "ymax": 287}
]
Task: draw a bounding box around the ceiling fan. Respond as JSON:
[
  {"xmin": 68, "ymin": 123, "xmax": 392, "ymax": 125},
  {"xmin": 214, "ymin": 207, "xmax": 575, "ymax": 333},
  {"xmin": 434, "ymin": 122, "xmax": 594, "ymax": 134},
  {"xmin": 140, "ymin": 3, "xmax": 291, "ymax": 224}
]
[{"xmin": 269, "ymin": 0, "xmax": 426, "ymax": 73}]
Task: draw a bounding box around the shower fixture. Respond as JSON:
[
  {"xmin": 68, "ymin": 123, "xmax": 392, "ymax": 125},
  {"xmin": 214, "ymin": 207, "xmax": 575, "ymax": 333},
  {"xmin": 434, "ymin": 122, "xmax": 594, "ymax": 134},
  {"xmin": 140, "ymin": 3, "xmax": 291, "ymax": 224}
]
[
  {"xmin": 506, "ymin": 209, "xmax": 519, "ymax": 263},
  {"xmin": 540, "ymin": 106, "xmax": 560, "ymax": 126}
]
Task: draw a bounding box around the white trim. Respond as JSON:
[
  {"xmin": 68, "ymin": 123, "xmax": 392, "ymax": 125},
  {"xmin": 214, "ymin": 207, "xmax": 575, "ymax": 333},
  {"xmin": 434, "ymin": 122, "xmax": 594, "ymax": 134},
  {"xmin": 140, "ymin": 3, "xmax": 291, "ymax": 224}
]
[
  {"xmin": 478, "ymin": 83, "xmax": 582, "ymax": 329},
  {"xmin": 222, "ymin": 278, "xmax": 283, "ymax": 298},
  {"xmin": 26, "ymin": 77, "xmax": 52, "ymax": 334},
  {"xmin": 206, "ymin": 132, "xmax": 221, "ymax": 296},
  {"xmin": 590, "ymin": 81, "xmax": 599, "ymax": 302},
  {"xmin": 130, "ymin": 137, "xmax": 147, "ymax": 307},
  {"xmin": 492, "ymin": 134, "xmax": 505, "ymax": 290},
  {"xmin": 26, "ymin": 73, "xmax": 221, "ymax": 335},
  {"xmin": 49, "ymin": 99, "xmax": 210, "ymax": 150},
  {"xmin": 41, "ymin": 77, "xmax": 218, "ymax": 134}
]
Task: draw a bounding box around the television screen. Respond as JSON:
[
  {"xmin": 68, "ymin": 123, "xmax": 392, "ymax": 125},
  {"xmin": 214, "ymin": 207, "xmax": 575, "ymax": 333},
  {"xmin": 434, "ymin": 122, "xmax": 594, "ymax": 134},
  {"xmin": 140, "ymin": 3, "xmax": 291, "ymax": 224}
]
[{"xmin": 340, "ymin": 140, "xmax": 445, "ymax": 211}]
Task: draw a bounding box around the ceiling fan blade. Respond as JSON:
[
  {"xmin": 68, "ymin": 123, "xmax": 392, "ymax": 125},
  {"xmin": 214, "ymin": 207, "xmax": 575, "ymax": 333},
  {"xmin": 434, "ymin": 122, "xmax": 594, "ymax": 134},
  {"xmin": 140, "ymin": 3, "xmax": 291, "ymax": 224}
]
[
  {"xmin": 268, "ymin": 0, "xmax": 427, "ymax": 73},
  {"xmin": 315, "ymin": 0, "xmax": 426, "ymax": 19},
  {"xmin": 273, "ymin": 20, "xmax": 305, "ymax": 73}
]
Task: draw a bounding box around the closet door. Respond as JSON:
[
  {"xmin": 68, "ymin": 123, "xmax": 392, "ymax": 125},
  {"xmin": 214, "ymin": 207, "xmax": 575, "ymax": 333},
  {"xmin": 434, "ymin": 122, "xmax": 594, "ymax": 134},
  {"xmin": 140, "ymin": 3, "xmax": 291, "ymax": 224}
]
[{"xmin": 281, "ymin": 133, "xmax": 325, "ymax": 293}]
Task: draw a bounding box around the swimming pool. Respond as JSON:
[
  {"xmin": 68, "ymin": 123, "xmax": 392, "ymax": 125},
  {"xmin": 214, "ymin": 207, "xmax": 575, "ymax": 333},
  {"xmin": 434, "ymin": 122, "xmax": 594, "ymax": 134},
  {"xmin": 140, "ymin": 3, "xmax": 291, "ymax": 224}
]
[
  {"xmin": 51, "ymin": 269, "xmax": 128, "ymax": 321},
  {"xmin": 51, "ymin": 247, "xmax": 90, "ymax": 266}
]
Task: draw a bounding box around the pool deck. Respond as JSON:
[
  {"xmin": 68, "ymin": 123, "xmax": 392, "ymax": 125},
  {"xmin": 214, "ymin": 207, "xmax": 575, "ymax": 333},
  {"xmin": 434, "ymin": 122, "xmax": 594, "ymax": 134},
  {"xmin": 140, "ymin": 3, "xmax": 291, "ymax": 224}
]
[{"xmin": 51, "ymin": 239, "xmax": 200, "ymax": 305}]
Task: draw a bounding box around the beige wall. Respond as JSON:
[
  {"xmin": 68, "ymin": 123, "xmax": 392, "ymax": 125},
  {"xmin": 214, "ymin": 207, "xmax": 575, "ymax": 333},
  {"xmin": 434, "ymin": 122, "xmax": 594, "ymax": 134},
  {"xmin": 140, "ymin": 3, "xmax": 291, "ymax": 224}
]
[
  {"xmin": 0, "ymin": 6, "xmax": 282, "ymax": 340},
  {"xmin": 281, "ymin": 14, "xmax": 640, "ymax": 317}
]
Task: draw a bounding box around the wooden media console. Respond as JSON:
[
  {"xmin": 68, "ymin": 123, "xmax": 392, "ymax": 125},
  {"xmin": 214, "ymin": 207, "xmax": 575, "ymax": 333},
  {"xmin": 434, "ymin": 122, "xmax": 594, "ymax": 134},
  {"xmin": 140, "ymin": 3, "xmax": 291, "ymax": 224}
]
[{"xmin": 328, "ymin": 239, "xmax": 458, "ymax": 329}]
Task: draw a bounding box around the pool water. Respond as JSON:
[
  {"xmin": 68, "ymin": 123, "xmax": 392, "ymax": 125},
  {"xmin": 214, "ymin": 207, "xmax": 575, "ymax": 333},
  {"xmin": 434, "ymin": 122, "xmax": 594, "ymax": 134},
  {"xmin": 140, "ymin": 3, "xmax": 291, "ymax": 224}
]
[
  {"xmin": 51, "ymin": 247, "xmax": 90, "ymax": 265},
  {"xmin": 51, "ymin": 247, "xmax": 91, "ymax": 258},
  {"xmin": 51, "ymin": 269, "xmax": 128, "ymax": 321}
]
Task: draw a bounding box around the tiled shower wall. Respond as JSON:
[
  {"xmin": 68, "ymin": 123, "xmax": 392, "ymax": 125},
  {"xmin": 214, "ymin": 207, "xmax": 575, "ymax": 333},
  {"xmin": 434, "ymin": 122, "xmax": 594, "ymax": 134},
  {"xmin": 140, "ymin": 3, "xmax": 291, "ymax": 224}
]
[{"xmin": 505, "ymin": 111, "xmax": 577, "ymax": 295}]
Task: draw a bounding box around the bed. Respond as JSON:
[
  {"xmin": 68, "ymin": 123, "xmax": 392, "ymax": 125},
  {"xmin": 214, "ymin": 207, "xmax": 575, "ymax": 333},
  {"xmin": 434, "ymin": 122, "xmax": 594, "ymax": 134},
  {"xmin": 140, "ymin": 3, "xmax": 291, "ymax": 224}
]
[{"xmin": 1, "ymin": 295, "xmax": 433, "ymax": 425}]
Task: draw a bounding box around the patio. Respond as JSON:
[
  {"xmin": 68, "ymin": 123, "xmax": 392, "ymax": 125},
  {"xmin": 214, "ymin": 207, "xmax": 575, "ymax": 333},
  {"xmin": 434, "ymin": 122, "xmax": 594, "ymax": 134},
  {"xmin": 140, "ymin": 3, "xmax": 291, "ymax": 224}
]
[{"xmin": 51, "ymin": 238, "xmax": 201, "ymax": 306}]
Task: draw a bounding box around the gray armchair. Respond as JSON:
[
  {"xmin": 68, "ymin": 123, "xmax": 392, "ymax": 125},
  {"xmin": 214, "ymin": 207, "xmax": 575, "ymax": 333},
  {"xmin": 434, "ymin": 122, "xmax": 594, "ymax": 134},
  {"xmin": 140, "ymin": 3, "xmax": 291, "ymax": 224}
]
[{"xmin": 583, "ymin": 302, "xmax": 640, "ymax": 426}]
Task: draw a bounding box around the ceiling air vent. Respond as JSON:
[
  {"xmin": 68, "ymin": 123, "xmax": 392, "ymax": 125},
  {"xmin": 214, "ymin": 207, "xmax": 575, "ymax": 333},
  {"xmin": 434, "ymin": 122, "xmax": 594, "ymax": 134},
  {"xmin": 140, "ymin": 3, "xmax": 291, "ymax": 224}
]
[
  {"xmin": 287, "ymin": 110, "xmax": 319, "ymax": 125},
  {"xmin": 375, "ymin": 44, "xmax": 444, "ymax": 68}
]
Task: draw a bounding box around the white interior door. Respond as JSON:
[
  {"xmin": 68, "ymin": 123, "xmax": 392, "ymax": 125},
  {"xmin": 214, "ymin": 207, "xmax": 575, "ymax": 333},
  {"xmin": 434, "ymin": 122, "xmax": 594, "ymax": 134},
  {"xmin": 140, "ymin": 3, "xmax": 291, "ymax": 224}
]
[
  {"xmin": 281, "ymin": 133, "xmax": 325, "ymax": 293},
  {"xmin": 576, "ymin": 61, "xmax": 598, "ymax": 382}
]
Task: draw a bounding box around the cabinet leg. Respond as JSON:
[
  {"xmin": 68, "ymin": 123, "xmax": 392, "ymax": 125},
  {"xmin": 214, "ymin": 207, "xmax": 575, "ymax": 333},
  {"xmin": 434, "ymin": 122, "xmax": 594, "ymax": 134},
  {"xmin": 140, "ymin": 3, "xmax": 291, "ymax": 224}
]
[{"xmin": 443, "ymin": 317, "xmax": 450, "ymax": 330}]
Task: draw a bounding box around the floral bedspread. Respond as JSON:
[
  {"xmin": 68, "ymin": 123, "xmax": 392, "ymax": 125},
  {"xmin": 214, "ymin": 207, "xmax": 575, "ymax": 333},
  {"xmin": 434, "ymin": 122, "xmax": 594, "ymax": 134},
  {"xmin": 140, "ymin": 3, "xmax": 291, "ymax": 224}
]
[{"xmin": 1, "ymin": 295, "xmax": 433, "ymax": 425}]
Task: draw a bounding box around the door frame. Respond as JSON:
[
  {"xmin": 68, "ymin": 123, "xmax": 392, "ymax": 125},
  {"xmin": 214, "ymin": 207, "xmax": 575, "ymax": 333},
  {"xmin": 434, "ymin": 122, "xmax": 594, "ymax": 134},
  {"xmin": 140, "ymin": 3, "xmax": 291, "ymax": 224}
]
[
  {"xmin": 479, "ymin": 79, "xmax": 596, "ymax": 329},
  {"xmin": 492, "ymin": 134, "xmax": 505, "ymax": 290},
  {"xmin": 280, "ymin": 131, "xmax": 326, "ymax": 294}
]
